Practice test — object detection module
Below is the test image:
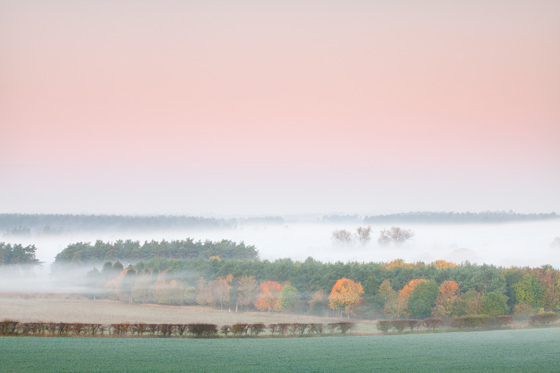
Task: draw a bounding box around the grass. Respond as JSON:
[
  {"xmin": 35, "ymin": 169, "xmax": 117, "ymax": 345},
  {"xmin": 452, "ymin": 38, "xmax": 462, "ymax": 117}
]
[{"xmin": 2, "ymin": 328, "xmax": 560, "ymax": 372}]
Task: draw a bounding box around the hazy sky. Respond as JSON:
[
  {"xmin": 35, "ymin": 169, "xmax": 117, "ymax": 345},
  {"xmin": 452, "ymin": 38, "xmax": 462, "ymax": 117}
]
[{"xmin": 1, "ymin": 0, "xmax": 559, "ymax": 216}]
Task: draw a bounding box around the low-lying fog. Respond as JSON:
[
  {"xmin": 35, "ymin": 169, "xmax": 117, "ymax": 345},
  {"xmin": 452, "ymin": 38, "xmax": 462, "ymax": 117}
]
[
  {"xmin": 1, "ymin": 219, "xmax": 559, "ymax": 293},
  {"xmin": 4, "ymin": 220, "xmax": 560, "ymax": 268}
]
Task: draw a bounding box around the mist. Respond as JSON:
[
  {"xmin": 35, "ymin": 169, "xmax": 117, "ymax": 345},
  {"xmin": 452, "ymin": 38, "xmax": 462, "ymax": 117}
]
[{"xmin": 1, "ymin": 218, "xmax": 559, "ymax": 294}]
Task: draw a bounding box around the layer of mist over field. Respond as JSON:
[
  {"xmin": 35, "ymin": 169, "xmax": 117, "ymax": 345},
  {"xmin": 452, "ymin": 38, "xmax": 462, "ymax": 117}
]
[{"xmin": 1, "ymin": 219, "xmax": 559, "ymax": 294}]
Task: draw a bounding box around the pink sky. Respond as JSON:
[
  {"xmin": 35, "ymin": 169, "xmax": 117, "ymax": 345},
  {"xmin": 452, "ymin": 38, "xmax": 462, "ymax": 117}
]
[{"xmin": 1, "ymin": 1, "xmax": 559, "ymax": 215}]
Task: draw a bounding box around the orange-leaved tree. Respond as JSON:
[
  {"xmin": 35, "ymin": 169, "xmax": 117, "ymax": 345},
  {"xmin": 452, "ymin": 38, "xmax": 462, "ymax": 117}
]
[
  {"xmin": 433, "ymin": 280, "xmax": 461, "ymax": 317},
  {"xmin": 399, "ymin": 279, "xmax": 426, "ymax": 299},
  {"xmin": 329, "ymin": 278, "xmax": 364, "ymax": 318},
  {"xmin": 254, "ymin": 281, "xmax": 283, "ymax": 312},
  {"xmin": 384, "ymin": 278, "xmax": 426, "ymax": 318}
]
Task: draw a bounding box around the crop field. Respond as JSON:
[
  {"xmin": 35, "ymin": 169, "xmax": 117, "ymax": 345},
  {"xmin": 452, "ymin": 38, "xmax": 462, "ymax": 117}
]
[
  {"xmin": 2, "ymin": 328, "xmax": 560, "ymax": 372},
  {"xmin": 0, "ymin": 296, "xmax": 342, "ymax": 324}
]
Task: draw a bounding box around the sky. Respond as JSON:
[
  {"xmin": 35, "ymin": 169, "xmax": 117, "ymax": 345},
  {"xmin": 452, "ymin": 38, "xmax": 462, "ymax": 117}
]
[{"xmin": 1, "ymin": 0, "xmax": 559, "ymax": 216}]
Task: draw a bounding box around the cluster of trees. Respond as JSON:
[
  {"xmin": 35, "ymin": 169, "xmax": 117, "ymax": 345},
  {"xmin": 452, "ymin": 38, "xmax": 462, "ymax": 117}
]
[
  {"xmin": 0, "ymin": 243, "xmax": 42, "ymax": 268},
  {"xmin": 54, "ymin": 239, "xmax": 258, "ymax": 265},
  {"xmin": 78, "ymin": 257, "xmax": 560, "ymax": 320},
  {"xmin": 0, "ymin": 320, "xmax": 355, "ymax": 338}
]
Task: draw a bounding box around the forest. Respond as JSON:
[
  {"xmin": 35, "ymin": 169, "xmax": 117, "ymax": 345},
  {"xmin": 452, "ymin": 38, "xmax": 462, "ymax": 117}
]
[
  {"xmin": 53, "ymin": 239, "xmax": 259, "ymax": 264},
  {"xmin": 24, "ymin": 237, "xmax": 554, "ymax": 321},
  {"xmin": 3, "ymin": 236, "xmax": 560, "ymax": 323}
]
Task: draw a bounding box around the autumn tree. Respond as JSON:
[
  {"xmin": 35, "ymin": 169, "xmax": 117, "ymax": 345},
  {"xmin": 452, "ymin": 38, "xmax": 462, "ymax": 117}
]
[
  {"xmin": 452, "ymin": 289, "xmax": 483, "ymax": 316},
  {"xmin": 433, "ymin": 281, "xmax": 461, "ymax": 318},
  {"xmin": 237, "ymin": 275, "xmax": 257, "ymax": 311},
  {"xmin": 430, "ymin": 260, "xmax": 457, "ymax": 269},
  {"xmin": 384, "ymin": 279, "xmax": 425, "ymax": 318},
  {"xmin": 254, "ymin": 281, "xmax": 282, "ymax": 312},
  {"xmin": 213, "ymin": 274, "xmax": 233, "ymax": 310},
  {"xmin": 329, "ymin": 278, "xmax": 364, "ymax": 318}
]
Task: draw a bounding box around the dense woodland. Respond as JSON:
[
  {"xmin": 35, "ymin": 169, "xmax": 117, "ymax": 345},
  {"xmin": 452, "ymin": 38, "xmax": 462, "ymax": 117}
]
[
  {"xmin": 53, "ymin": 239, "xmax": 259, "ymax": 265},
  {"xmin": 73, "ymin": 253, "xmax": 560, "ymax": 320}
]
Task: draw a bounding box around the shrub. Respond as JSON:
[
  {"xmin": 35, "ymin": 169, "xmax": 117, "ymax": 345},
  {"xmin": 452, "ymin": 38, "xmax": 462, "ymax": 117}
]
[
  {"xmin": 71, "ymin": 323, "xmax": 86, "ymax": 335},
  {"xmin": 188, "ymin": 323, "xmax": 218, "ymax": 337},
  {"xmin": 160, "ymin": 324, "xmax": 174, "ymax": 337},
  {"xmin": 423, "ymin": 318, "xmax": 442, "ymax": 330},
  {"xmin": 46, "ymin": 323, "xmax": 57, "ymax": 335},
  {"xmin": 58, "ymin": 323, "xmax": 70, "ymax": 335},
  {"xmin": 308, "ymin": 323, "xmax": 324, "ymax": 335},
  {"xmin": 529, "ymin": 312, "xmax": 559, "ymax": 325},
  {"xmin": 175, "ymin": 324, "xmax": 188, "ymax": 336},
  {"xmin": 451, "ymin": 315, "xmax": 492, "ymax": 329},
  {"xmin": 147, "ymin": 324, "xmax": 159, "ymax": 335},
  {"xmin": 376, "ymin": 320, "xmax": 392, "ymax": 333},
  {"xmin": 333, "ymin": 322, "xmax": 355, "ymax": 334},
  {"xmin": 268, "ymin": 324, "xmax": 278, "ymax": 336},
  {"xmin": 249, "ymin": 323, "xmax": 266, "ymax": 336},
  {"xmin": 231, "ymin": 323, "xmax": 249, "ymax": 336},
  {"xmin": 132, "ymin": 323, "xmax": 147, "ymax": 335},
  {"xmin": 89, "ymin": 324, "xmax": 103, "ymax": 335},
  {"xmin": 391, "ymin": 320, "xmax": 408, "ymax": 332},
  {"xmin": 496, "ymin": 315, "xmax": 514, "ymax": 327},
  {"xmin": 277, "ymin": 323, "xmax": 290, "ymax": 336},
  {"xmin": 220, "ymin": 325, "xmax": 231, "ymax": 336},
  {"xmin": 407, "ymin": 320, "xmax": 422, "ymax": 331}
]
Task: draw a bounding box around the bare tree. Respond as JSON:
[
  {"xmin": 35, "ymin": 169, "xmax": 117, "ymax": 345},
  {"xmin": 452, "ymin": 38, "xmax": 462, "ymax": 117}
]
[
  {"xmin": 331, "ymin": 229, "xmax": 353, "ymax": 244},
  {"xmin": 551, "ymin": 236, "xmax": 560, "ymax": 248},
  {"xmin": 356, "ymin": 226, "xmax": 372, "ymax": 244},
  {"xmin": 378, "ymin": 226, "xmax": 414, "ymax": 246}
]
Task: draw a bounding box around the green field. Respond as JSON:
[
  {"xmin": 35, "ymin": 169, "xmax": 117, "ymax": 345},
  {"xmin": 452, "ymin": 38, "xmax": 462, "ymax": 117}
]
[{"xmin": 2, "ymin": 328, "xmax": 559, "ymax": 372}]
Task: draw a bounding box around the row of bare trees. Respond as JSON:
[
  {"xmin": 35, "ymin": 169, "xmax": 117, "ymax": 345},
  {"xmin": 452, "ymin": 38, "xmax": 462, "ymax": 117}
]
[
  {"xmin": 331, "ymin": 226, "xmax": 414, "ymax": 246},
  {"xmin": 0, "ymin": 320, "xmax": 355, "ymax": 338}
]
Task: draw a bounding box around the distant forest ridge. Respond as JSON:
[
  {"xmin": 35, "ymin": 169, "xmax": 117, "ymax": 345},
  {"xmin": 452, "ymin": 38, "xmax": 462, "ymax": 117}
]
[
  {"xmin": 327, "ymin": 211, "xmax": 559, "ymax": 224},
  {"xmin": 1, "ymin": 211, "xmax": 558, "ymax": 236},
  {"xmin": 0, "ymin": 214, "xmax": 283, "ymax": 235}
]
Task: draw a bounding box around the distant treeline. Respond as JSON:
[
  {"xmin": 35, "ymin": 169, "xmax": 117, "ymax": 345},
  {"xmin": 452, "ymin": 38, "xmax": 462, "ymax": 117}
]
[
  {"xmin": 0, "ymin": 214, "xmax": 284, "ymax": 235},
  {"xmin": 53, "ymin": 239, "xmax": 259, "ymax": 265},
  {"xmin": 363, "ymin": 211, "xmax": 559, "ymax": 224}
]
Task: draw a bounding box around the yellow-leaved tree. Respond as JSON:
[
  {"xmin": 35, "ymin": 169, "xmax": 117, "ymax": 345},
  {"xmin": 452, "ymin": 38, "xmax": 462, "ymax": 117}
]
[{"xmin": 329, "ymin": 278, "xmax": 364, "ymax": 318}]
